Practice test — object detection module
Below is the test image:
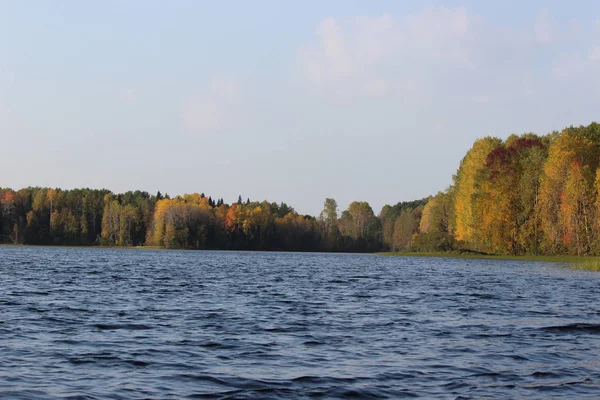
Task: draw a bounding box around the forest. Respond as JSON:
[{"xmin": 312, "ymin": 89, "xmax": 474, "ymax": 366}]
[
  {"xmin": 0, "ymin": 188, "xmax": 419, "ymax": 253},
  {"xmin": 2, "ymin": 122, "xmax": 600, "ymax": 255}
]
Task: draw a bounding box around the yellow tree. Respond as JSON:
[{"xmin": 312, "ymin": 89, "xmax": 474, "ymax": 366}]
[
  {"xmin": 419, "ymin": 197, "xmax": 435, "ymax": 234},
  {"xmin": 453, "ymin": 137, "xmax": 502, "ymax": 245},
  {"xmin": 347, "ymin": 201, "xmax": 378, "ymax": 241},
  {"xmin": 379, "ymin": 205, "xmax": 397, "ymax": 250},
  {"xmin": 516, "ymin": 142, "xmax": 548, "ymax": 254},
  {"xmin": 420, "ymin": 191, "xmax": 453, "ymax": 235},
  {"xmin": 538, "ymin": 124, "xmax": 600, "ymax": 253},
  {"xmin": 392, "ymin": 210, "xmax": 416, "ymax": 251},
  {"xmin": 147, "ymin": 198, "xmax": 170, "ymax": 246},
  {"xmin": 594, "ymin": 169, "xmax": 600, "ymax": 253},
  {"xmin": 560, "ymin": 160, "xmax": 595, "ymax": 255},
  {"xmin": 471, "ymin": 136, "xmax": 547, "ymax": 254},
  {"xmin": 413, "ymin": 190, "xmax": 456, "ymax": 252}
]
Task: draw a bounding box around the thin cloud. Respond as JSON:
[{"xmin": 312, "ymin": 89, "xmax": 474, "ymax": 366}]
[
  {"xmin": 182, "ymin": 77, "xmax": 242, "ymax": 137},
  {"xmin": 300, "ymin": 7, "xmax": 480, "ymax": 98},
  {"xmin": 299, "ymin": 6, "xmax": 600, "ymax": 107},
  {"xmin": 534, "ymin": 9, "xmax": 555, "ymax": 44},
  {"xmin": 303, "ymin": 17, "xmax": 352, "ymax": 83}
]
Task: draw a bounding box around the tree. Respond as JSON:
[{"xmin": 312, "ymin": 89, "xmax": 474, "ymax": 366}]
[
  {"xmin": 453, "ymin": 137, "xmax": 502, "ymax": 246},
  {"xmin": 379, "ymin": 205, "xmax": 396, "ymax": 250},
  {"xmin": 392, "ymin": 210, "xmax": 417, "ymax": 251},
  {"xmin": 319, "ymin": 198, "xmax": 340, "ymax": 250},
  {"xmin": 538, "ymin": 124, "xmax": 600, "ymax": 253},
  {"xmin": 559, "ymin": 160, "xmax": 595, "ymax": 255},
  {"xmin": 338, "ymin": 201, "xmax": 381, "ymax": 251},
  {"xmin": 420, "ymin": 191, "xmax": 453, "ymax": 235}
]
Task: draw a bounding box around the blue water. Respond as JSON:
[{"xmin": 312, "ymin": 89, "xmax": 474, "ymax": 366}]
[{"xmin": 1, "ymin": 247, "xmax": 600, "ymax": 399}]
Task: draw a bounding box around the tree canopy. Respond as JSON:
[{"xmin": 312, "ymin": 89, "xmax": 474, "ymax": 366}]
[{"xmin": 4, "ymin": 122, "xmax": 600, "ymax": 256}]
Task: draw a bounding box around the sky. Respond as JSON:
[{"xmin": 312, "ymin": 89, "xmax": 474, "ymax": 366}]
[{"xmin": 1, "ymin": 1, "xmax": 600, "ymax": 216}]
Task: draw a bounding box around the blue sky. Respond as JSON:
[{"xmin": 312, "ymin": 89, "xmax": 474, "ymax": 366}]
[{"xmin": 1, "ymin": 1, "xmax": 599, "ymax": 216}]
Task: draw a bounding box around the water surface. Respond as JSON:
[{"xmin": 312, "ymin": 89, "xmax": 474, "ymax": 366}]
[{"xmin": 1, "ymin": 247, "xmax": 599, "ymax": 399}]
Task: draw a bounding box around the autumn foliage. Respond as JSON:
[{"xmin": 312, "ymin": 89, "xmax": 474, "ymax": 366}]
[
  {"xmin": 2, "ymin": 122, "xmax": 600, "ymax": 255},
  {"xmin": 0, "ymin": 189, "xmax": 380, "ymax": 252},
  {"xmin": 414, "ymin": 122, "xmax": 600, "ymax": 255}
]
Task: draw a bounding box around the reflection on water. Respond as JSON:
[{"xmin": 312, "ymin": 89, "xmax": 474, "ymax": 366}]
[{"xmin": 1, "ymin": 247, "xmax": 599, "ymax": 399}]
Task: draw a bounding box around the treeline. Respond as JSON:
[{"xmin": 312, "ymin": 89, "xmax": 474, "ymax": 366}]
[
  {"xmin": 3, "ymin": 122, "xmax": 599, "ymax": 255},
  {"xmin": 411, "ymin": 121, "xmax": 600, "ymax": 256},
  {"xmin": 0, "ymin": 187, "xmax": 425, "ymax": 252}
]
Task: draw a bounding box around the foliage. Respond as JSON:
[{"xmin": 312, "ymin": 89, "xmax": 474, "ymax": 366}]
[{"xmin": 4, "ymin": 122, "xmax": 600, "ymax": 256}]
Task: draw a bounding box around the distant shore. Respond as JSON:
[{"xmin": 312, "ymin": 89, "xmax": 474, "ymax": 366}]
[
  {"xmin": 0, "ymin": 244, "xmax": 164, "ymax": 250},
  {"xmin": 379, "ymin": 251, "xmax": 600, "ymax": 270},
  {"xmin": 0, "ymin": 244, "xmax": 354, "ymax": 254}
]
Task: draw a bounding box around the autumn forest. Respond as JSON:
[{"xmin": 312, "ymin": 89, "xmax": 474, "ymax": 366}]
[{"xmin": 2, "ymin": 122, "xmax": 600, "ymax": 256}]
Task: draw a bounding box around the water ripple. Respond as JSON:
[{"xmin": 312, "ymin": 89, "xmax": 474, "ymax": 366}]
[{"xmin": 1, "ymin": 247, "xmax": 600, "ymax": 399}]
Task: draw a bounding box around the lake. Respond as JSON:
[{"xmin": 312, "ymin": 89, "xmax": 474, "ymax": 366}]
[{"xmin": 1, "ymin": 247, "xmax": 599, "ymax": 399}]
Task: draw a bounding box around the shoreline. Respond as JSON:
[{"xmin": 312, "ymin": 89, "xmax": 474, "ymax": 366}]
[
  {"xmin": 0, "ymin": 244, "xmax": 164, "ymax": 250},
  {"xmin": 0, "ymin": 244, "xmax": 365, "ymax": 255},
  {"xmin": 379, "ymin": 251, "xmax": 600, "ymax": 270},
  {"xmin": 3, "ymin": 245, "xmax": 600, "ymax": 270}
]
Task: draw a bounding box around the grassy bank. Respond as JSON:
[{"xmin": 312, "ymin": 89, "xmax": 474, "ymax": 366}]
[{"xmin": 379, "ymin": 251, "xmax": 600, "ymax": 270}]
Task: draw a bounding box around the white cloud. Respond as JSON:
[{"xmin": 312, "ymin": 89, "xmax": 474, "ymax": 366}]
[
  {"xmin": 299, "ymin": 6, "xmax": 600, "ymax": 107},
  {"xmin": 303, "ymin": 17, "xmax": 352, "ymax": 83},
  {"xmin": 182, "ymin": 77, "xmax": 242, "ymax": 137},
  {"xmin": 300, "ymin": 7, "xmax": 479, "ymax": 96},
  {"xmin": 534, "ymin": 9, "xmax": 556, "ymax": 44}
]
